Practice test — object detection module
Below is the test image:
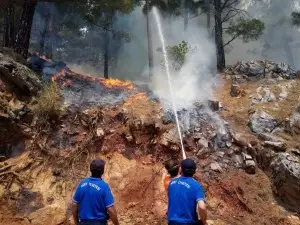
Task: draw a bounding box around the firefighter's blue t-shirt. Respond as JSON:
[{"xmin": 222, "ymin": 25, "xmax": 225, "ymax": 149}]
[
  {"xmin": 167, "ymin": 176, "xmax": 206, "ymax": 223},
  {"xmin": 73, "ymin": 177, "xmax": 114, "ymax": 220}
]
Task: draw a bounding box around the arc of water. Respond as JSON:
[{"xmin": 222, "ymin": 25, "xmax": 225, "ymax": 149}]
[{"xmin": 153, "ymin": 7, "xmax": 186, "ymax": 160}]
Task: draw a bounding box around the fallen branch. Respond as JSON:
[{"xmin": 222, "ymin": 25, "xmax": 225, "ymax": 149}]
[{"xmin": 0, "ymin": 164, "xmax": 13, "ymax": 173}]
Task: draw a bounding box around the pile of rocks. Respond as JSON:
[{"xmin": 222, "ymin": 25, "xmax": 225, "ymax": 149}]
[{"xmin": 225, "ymin": 60, "xmax": 297, "ymax": 83}]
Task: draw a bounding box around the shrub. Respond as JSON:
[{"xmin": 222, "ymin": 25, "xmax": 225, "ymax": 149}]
[{"xmin": 34, "ymin": 81, "xmax": 62, "ymax": 120}]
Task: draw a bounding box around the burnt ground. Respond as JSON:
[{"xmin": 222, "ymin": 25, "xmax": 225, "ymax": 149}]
[{"xmin": 0, "ymin": 74, "xmax": 300, "ymax": 225}]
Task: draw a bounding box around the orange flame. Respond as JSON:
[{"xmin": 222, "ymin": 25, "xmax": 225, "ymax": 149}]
[
  {"xmin": 52, "ymin": 68, "xmax": 135, "ymax": 90},
  {"xmin": 101, "ymin": 78, "xmax": 134, "ymax": 89}
]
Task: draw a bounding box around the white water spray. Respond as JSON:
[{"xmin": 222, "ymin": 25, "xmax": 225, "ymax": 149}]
[{"xmin": 153, "ymin": 8, "xmax": 186, "ymax": 159}]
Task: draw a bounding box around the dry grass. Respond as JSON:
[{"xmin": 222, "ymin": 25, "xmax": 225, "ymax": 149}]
[{"xmin": 33, "ymin": 82, "xmax": 62, "ymax": 120}]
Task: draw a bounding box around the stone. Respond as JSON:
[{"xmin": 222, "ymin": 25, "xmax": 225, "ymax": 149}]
[
  {"xmin": 263, "ymin": 141, "xmax": 287, "ymax": 152},
  {"xmin": 125, "ymin": 133, "xmax": 133, "ymax": 142},
  {"xmin": 242, "ymin": 153, "xmax": 253, "ymax": 161},
  {"xmin": 230, "ymin": 84, "xmax": 241, "ymax": 97},
  {"xmin": 210, "ymin": 162, "xmax": 223, "ymax": 173},
  {"xmin": 215, "ymin": 151, "xmax": 225, "ymax": 158},
  {"xmin": 258, "ymin": 133, "xmax": 282, "ymax": 142},
  {"xmin": 231, "ymin": 132, "xmax": 248, "ymax": 148},
  {"xmin": 27, "ymin": 204, "xmax": 66, "ymax": 225},
  {"xmin": 244, "ymin": 160, "xmax": 256, "ymax": 174},
  {"xmin": 226, "ymin": 148, "xmax": 235, "ymax": 156},
  {"xmin": 270, "ymin": 153, "xmax": 300, "ymax": 212},
  {"xmin": 226, "ymin": 141, "xmax": 232, "ymax": 148},
  {"xmin": 232, "ymin": 154, "xmax": 243, "ymax": 167},
  {"xmin": 197, "ymin": 137, "xmax": 209, "ymax": 148},
  {"xmin": 249, "ymin": 111, "xmax": 278, "ymax": 134},
  {"xmin": 160, "ymin": 128, "xmax": 180, "ymax": 147},
  {"xmin": 0, "ymin": 52, "xmax": 42, "ymax": 95},
  {"xmin": 96, "ymin": 127, "xmax": 105, "ymax": 137},
  {"xmin": 196, "ymin": 148, "xmax": 210, "ymax": 159},
  {"xmin": 291, "ymin": 149, "xmax": 300, "ymax": 156},
  {"xmin": 193, "ymin": 132, "xmax": 203, "ymax": 140}
]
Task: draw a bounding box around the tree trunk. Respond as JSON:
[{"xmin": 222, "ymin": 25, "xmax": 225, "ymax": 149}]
[
  {"xmin": 214, "ymin": 0, "xmax": 225, "ymax": 71},
  {"xmin": 146, "ymin": 0, "xmax": 154, "ymax": 78},
  {"xmin": 15, "ymin": 0, "xmax": 37, "ymax": 58},
  {"xmin": 39, "ymin": 15, "xmax": 50, "ymax": 56},
  {"xmin": 104, "ymin": 29, "xmax": 109, "ymax": 79},
  {"xmin": 184, "ymin": 0, "xmax": 189, "ymax": 31},
  {"xmin": 3, "ymin": 0, "xmax": 15, "ymax": 48},
  {"xmin": 206, "ymin": 0, "xmax": 211, "ymax": 32}
]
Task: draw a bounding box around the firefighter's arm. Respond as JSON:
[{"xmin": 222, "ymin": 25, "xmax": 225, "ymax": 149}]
[
  {"xmin": 197, "ymin": 200, "xmax": 207, "ymax": 225},
  {"xmin": 107, "ymin": 205, "xmax": 120, "ymax": 225},
  {"xmin": 71, "ymin": 202, "xmax": 79, "ymax": 225}
]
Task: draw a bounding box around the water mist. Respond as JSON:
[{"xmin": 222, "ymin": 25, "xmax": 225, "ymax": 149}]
[{"xmin": 153, "ymin": 7, "xmax": 186, "ymax": 159}]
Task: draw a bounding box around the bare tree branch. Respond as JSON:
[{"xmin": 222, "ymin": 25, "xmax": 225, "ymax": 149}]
[
  {"xmin": 223, "ymin": 34, "xmax": 239, "ymax": 47},
  {"xmin": 221, "ymin": 0, "xmax": 239, "ymax": 11}
]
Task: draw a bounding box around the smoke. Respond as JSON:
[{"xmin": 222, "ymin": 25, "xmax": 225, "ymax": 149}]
[
  {"xmin": 226, "ymin": 0, "xmax": 300, "ymax": 69},
  {"xmin": 149, "ymin": 9, "xmax": 217, "ymax": 109}
]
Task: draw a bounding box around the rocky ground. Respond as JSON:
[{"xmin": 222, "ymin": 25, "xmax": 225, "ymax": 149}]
[{"xmin": 0, "ymin": 51, "xmax": 299, "ymax": 225}]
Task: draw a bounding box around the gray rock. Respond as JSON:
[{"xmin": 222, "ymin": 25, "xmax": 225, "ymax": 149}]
[
  {"xmin": 196, "ymin": 148, "xmax": 210, "ymax": 159},
  {"xmin": 242, "ymin": 153, "xmax": 253, "ymax": 161},
  {"xmin": 232, "ymin": 154, "xmax": 243, "ymax": 167},
  {"xmin": 197, "ymin": 137, "xmax": 209, "ymax": 148},
  {"xmin": 160, "ymin": 128, "xmax": 180, "ymax": 147},
  {"xmin": 263, "ymin": 141, "xmax": 287, "ymax": 152},
  {"xmin": 210, "ymin": 162, "xmax": 223, "ymax": 173},
  {"xmin": 249, "ymin": 111, "xmax": 278, "ymax": 134},
  {"xmin": 0, "ymin": 53, "xmax": 42, "ymax": 95},
  {"xmin": 244, "ymin": 160, "xmax": 256, "ymax": 174},
  {"xmin": 270, "ymin": 153, "xmax": 300, "ymax": 212},
  {"xmin": 247, "ymin": 62, "xmax": 265, "ymax": 76},
  {"xmin": 291, "ymin": 149, "xmax": 300, "ymax": 156},
  {"xmin": 258, "ymin": 133, "xmax": 282, "ymax": 142},
  {"xmin": 215, "ymin": 151, "xmax": 225, "ymax": 158}
]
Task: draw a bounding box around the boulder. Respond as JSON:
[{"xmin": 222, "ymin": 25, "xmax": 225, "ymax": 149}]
[
  {"xmin": 270, "ymin": 153, "xmax": 300, "ymax": 213},
  {"xmin": 0, "ymin": 52, "xmax": 42, "ymax": 95},
  {"xmin": 159, "ymin": 128, "xmax": 180, "ymax": 150},
  {"xmin": 249, "ymin": 111, "xmax": 278, "ymax": 134},
  {"xmin": 27, "ymin": 204, "xmax": 66, "ymax": 225}
]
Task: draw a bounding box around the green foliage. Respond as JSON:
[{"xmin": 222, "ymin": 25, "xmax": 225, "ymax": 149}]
[
  {"xmin": 158, "ymin": 41, "xmax": 193, "ymax": 71},
  {"xmin": 291, "ymin": 11, "xmax": 300, "ymax": 26},
  {"xmin": 226, "ymin": 18, "xmax": 265, "ymax": 44},
  {"xmin": 167, "ymin": 41, "xmax": 190, "ymax": 70}
]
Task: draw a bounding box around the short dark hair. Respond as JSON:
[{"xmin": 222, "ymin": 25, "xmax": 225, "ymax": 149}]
[
  {"xmin": 90, "ymin": 159, "xmax": 105, "ymax": 178},
  {"xmin": 165, "ymin": 159, "xmax": 179, "ymax": 177},
  {"xmin": 181, "ymin": 158, "xmax": 196, "ymax": 177}
]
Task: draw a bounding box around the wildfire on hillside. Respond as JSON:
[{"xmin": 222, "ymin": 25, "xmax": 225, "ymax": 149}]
[{"xmin": 52, "ymin": 68, "xmax": 135, "ymax": 90}]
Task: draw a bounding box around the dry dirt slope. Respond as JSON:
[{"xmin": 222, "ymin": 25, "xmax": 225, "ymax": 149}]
[{"xmin": 0, "ymin": 52, "xmax": 300, "ymax": 224}]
